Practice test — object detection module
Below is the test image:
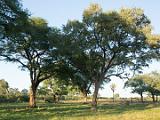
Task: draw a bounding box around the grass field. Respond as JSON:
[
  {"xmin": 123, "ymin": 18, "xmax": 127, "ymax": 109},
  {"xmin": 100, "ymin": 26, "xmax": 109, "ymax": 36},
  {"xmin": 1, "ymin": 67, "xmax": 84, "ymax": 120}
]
[{"xmin": 0, "ymin": 102, "xmax": 160, "ymax": 120}]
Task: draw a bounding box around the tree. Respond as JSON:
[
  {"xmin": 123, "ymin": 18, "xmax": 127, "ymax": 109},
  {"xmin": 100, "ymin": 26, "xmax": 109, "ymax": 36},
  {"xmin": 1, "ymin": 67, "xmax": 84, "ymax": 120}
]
[
  {"xmin": 0, "ymin": 79, "xmax": 9, "ymax": 95},
  {"xmin": 8, "ymin": 88, "xmax": 22, "ymax": 102},
  {"xmin": 1, "ymin": 17, "xmax": 61, "ymax": 107},
  {"xmin": 126, "ymin": 72, "xmax": 160, "ymax": 102},
  {"xmin": 63, "ymin": 4, "xmax": 154, "ymax": 110},
  {"xmin": 110, "ymin": 83, "xmax": 116, "ymax": 102},
  {"xmin": 124, "ymin": 76, "xmax": 147, "ymax": 102},
  {"xmin": 21, "ymin": 89, "xmax": 28, "ymax": 95},
  {"xmin": 142, "ymin": 72, "xmax": 160, "ymax": 102},
  {"xmin": 21, "ymin": 89, "xmax": 29, "ymax": 102},
  {"xmin": 42, "ymin": 78, "xmax": 68, "ymax": 102}
]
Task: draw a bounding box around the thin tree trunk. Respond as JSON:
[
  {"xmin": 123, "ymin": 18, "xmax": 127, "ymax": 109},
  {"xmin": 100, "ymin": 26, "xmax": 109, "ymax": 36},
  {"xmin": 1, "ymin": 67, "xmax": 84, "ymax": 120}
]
[
  {"xmin": 53, "ymin": 94, "xmax": 56, "ymax": 103},
  {"xmin": 113, "ymin": 91, "xmax": 114, "ymax": 102},
  {"xmin": 29, "ymin": 85, "xmax": 37, "ymax": 108},
  {"xmin": 91, "ymin": 80, "xmax": 100, "ymax": 111},
  {"xmin": 156, "ymin": 95, "xmax": 158, "ymax": 102},
  {"xmin": 152, "ymin": 94, "xmax": 155, "ymax": 102},
  {"xmin": 82, "ymin": 91, "xmax": 88, "ymax": 103},
  {"xmin": 140, "ymin": 93, "xmax": 143, "ymax": 103}
]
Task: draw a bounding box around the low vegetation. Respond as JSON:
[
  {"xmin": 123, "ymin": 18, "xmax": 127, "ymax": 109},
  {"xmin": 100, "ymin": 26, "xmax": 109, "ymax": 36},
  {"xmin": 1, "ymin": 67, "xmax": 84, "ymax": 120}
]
[{"xmin": 0, "ymin": 102, "xmax": 160, "ymax": 120}]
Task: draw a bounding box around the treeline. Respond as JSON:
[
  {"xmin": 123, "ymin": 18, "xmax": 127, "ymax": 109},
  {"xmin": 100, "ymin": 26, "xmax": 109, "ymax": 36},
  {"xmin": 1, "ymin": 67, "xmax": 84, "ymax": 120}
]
[
  {"xmin": 0, "ymin": 79, "xmax": 29, "ymax": 102},
  {"xmin": 0, "ymin": 79, "xmax": 82, "ymax": 103},
  {"xmin": 1, "ymin": 0, "xmax": 160, "ymax": 110},
  {"xmin": 125, "ymin": 72, "xmax": 160, "ymax": 103}
]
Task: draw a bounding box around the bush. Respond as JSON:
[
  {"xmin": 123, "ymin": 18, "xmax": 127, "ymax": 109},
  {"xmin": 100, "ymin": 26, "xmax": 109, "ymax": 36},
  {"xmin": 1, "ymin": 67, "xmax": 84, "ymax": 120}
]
[
  {"xmin": 20, "ymin": 95, "xmax": 29, "ymax": 102},
  {"xmin": 0, "ymin": 95, "xmax": 7, "ymax": 102}
]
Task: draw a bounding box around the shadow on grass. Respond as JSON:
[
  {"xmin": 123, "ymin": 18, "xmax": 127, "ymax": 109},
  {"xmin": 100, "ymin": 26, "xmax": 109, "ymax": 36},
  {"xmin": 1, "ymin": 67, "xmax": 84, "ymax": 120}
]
[{"xmin": 0, "ymin": 102, "xmax": 160, "ymax": 120}]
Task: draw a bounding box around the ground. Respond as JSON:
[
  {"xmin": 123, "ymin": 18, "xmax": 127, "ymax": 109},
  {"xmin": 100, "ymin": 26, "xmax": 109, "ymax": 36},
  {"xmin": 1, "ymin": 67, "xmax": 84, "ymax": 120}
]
[{"xmin": 0, "ymin": 102, "xmax": 160, "ymax": 120}]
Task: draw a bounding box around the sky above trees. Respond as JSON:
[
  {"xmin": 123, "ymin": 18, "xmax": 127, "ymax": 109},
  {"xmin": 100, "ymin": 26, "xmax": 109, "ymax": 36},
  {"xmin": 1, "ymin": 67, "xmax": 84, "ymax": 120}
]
[{"xmin": 0, "ymin": 0, "xmax": 160, "ymax": 97}]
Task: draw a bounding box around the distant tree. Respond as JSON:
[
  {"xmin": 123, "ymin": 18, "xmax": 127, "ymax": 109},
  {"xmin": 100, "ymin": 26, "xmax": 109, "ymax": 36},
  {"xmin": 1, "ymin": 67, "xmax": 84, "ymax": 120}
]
[
  {"xmin": 21, "ymin": 89, "xmax": 28, "ymax": 95},
  {"xmin": 110, "ymin": 83, "xmax": 116, "ymax": 102},
  {"xmin": 37, "ymin": 86, "xmax": 48, "ymax": 101},
  {"xmin": 8, "ymin": 88, "xmax": 21, "ymax": 102},
  {"xmin": 114, "ymin": 93, "xmax": 120, "ymax": 100},
  {"xmin": 126, "ymin": 72, "xmax": 160, "ymax": 102},
  {"xmin": 8, "ymin": 88, "xmax": 21, "ymax": 96},
  {"xmin": 124, "ymin": 76, "xmax": 147, "ymax": 102},
  {"xmin": 42, "ymin": 78, "xmax": 68, "ymax": 102},
  {"xmin": 21, "ymin": 89, "xmax": 29, "ymax": 102},
  {"xmin": 142, "ymin": 72, "xmax": 160, "ymax": 102},
  {"xmin": 0, "ymin": 79, "xmax": 9, "ymax": 95}
]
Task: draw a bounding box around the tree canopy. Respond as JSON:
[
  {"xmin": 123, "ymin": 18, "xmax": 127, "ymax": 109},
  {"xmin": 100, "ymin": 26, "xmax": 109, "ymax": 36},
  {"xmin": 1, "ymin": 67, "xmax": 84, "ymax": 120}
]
[{"xmin": 62, "ymin": 4, "xmax": 156, "ymax": 110}]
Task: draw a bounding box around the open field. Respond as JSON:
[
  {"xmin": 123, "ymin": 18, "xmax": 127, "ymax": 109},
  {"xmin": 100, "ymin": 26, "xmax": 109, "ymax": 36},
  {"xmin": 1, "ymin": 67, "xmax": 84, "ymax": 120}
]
[{"xmin": 0, "ymin": 102, "xmax": 160, "ymax": 120}]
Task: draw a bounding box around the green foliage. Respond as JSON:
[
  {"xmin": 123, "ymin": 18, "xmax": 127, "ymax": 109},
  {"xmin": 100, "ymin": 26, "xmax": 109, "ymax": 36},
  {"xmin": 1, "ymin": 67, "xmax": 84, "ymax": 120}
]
[
  {"xmin": 1, "ymin": 14, "xmax": 62, "ymax": 107},
  {"xmin": 1, "ymin": 2, "xmax": 160, "ymax": 109},
  {"xmin": 63, "ymin": 4, "xmax": 156, "ymax": 109},
  {"xmin": 124, "ymin": 76, "xmax": 147, "ymax": 95},
  {"xmin": 0, "ymin": 0, "xmax": 28, "ymax": 48},
  {"xmin": 63, "ymin": 4, "xmax": 154, "ymax": 85},
  {"xmin": 1, "ymin": 16, "xmax": 61, "ymax": 80},
  {"xmin": 37, "ymin": 78, "xmax": 69, "ymax": 102},
  {"xmin": 0, "ymin": 79, "xmax": 9, "ymax": 95},
  {"xmin": 125, "ymin": 72, "xmax": 160, "ymax": 102},
  {"xmin": 0, "ymin": 79, "xmax": 29, "ymax": 103},
  {"xmin": 43, "ymin": 78, "xmax": 68, "ymax": 96}
]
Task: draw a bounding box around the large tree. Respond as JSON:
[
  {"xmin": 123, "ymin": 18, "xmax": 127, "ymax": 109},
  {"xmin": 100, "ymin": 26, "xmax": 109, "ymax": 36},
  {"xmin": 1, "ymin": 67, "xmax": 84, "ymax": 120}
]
[
  {"xmin": 1, "ymin": 17, "xmax": 61, "ymax": 107},
  {"xmin": 63, "ymin": 4, "xmax": 155, "ymax": 110}
]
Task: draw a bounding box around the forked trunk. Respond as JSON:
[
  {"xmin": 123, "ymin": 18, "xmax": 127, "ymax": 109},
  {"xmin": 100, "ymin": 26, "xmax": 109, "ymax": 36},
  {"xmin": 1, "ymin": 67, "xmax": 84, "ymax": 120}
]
[
  {"xmin": 29, "ymin": 84, "xmax": 37, "ymax": 108},
  {"xmin": 91, "ymin": 80, "xmax": 100, "ymax": 111}
]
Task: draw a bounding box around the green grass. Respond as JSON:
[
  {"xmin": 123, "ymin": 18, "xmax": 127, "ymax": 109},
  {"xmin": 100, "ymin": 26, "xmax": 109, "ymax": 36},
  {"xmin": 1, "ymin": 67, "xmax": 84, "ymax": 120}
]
[{"xmin": 0, "ymin": 102, "xmax": 160, "ymax": 120}]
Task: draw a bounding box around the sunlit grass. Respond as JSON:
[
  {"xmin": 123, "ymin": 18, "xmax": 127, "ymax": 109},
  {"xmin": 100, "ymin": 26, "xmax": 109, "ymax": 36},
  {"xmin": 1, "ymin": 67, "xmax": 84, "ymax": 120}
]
[{"xmin": 0, "ymin": 102, "xmax": 160, "ymax": 120}]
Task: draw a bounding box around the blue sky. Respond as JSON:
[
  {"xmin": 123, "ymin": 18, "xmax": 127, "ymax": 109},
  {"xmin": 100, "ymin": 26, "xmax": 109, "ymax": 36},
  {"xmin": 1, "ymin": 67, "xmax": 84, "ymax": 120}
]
[{"xmin": 0, "ymin": 0, "xmax": 160, "ymax": 97}]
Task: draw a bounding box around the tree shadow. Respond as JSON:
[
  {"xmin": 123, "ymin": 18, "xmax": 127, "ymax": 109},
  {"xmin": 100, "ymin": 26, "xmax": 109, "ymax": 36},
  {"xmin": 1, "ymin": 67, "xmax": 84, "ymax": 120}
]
[{"xmin": 0, "ymin": 102, "xmax": 160, "ymax": 120}]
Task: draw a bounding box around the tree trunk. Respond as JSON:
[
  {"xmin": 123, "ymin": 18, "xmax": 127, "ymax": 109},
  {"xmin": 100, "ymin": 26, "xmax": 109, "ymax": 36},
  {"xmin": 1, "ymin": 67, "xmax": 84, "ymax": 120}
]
[
  {"xmin": 82, "ymin": 91, "xmax": 88, "ymax": 103},
  {"xmin": 151, "ymin": 93, "xmax": 155, "ymax": 102},
  {"xmin": 140, "ymin": 93, "xmax": 143, "ymax": 103},
  {"xmin": 113, "ymin": 91, "xmax": 115, "ymax": 102},
  {"xmin": 53, "ymin": 94, "xmax": 56, "ymax": 103},
  {"xmin": 29, "ymin": 85, "xmax": 37, "ymax": 108},
  {"xmin": 156, "ymin": 95, "xmax": 158, "ymax": 102},
  {"xmin": 91, "ymin": 80, "xmax": 100, "ymax": 111}
]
